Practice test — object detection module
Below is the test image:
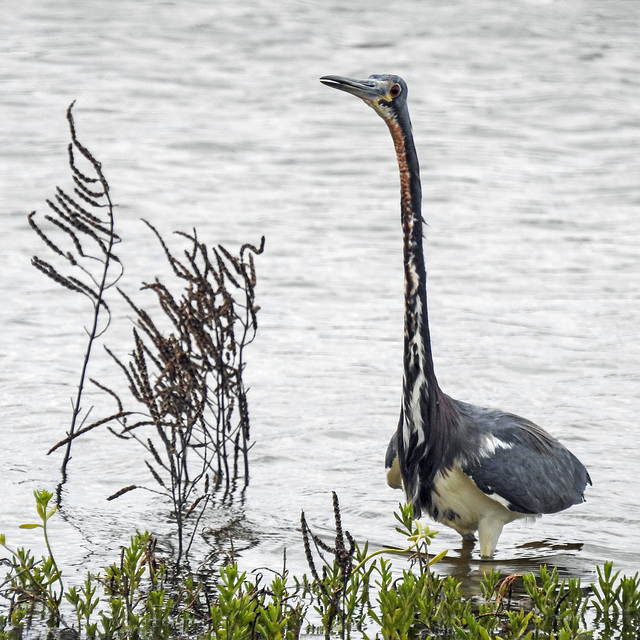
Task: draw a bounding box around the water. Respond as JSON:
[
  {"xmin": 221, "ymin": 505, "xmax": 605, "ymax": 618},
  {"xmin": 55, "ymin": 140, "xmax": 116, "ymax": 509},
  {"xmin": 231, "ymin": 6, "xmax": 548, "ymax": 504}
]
[{"xmin": 1, "ymin": 0, "xmax": 639, "ymax": 588}]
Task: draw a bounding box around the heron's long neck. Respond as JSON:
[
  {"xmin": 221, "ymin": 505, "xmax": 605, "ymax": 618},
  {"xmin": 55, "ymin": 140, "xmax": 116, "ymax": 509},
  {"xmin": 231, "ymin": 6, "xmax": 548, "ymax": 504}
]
[
  {"xmin": 387, "ymin": 117, "xmax": 437, "ymax": 397},
  {"xmin": 388, "ymin": 114, "xmax": 451, "ymax": 511}
]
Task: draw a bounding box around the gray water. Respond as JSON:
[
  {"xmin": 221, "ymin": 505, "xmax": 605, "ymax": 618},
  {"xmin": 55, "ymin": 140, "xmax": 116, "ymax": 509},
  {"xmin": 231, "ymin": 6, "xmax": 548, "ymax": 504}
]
[{"xmin": 1, "ymin": 0, "xmax": 639, "ymax": 587}]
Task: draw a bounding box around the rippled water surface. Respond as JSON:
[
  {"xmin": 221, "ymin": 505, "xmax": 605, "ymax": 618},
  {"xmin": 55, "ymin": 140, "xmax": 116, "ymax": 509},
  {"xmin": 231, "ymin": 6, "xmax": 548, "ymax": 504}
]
[{"xmin": 2, "ymin": 0, "xmax": 639, "ymax": 584}]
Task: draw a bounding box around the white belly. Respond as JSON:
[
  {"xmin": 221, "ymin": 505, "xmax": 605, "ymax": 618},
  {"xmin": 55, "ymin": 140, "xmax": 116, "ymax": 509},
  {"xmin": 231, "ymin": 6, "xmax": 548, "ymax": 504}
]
[{"xmin": 430, "ymin": 466, "xmax": 534, "ymax": 557}]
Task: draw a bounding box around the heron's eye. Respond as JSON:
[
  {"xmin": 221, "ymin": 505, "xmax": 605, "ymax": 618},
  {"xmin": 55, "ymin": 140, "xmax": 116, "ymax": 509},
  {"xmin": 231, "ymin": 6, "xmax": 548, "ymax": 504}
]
[{"xmin": 390, "ymin": 84, "xmax": 402, "ymax": 97}]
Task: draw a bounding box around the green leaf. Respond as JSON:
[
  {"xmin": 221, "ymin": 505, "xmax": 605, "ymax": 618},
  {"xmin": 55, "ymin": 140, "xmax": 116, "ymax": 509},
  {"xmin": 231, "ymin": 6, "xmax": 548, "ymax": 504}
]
[
  {"xmin": 19, "ymin": 523, "xmax": 42, "ymax": 530},
  {"xmin": 429, "ymin": 549, "xmax": 448, "ymax": 565}
]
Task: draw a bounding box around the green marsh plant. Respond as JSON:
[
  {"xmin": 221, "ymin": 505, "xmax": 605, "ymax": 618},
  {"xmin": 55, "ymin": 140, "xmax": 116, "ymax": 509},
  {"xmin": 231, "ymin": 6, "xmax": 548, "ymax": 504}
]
[
  {"xmin": 3, "ymin": 494, "xmax": 640, "ymax": 639},
  {"xmin": 0, "ymin": 490, "xmax": 64, "ymax": 628}
]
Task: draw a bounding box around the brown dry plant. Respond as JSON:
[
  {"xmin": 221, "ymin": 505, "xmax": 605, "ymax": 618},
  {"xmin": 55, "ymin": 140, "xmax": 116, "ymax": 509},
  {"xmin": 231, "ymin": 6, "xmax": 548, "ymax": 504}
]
[
  {"xmin": 99, "ymin": 223, "xmax": 264, "ymax": 564},
  {"xmin": 28, "ymin": 102, "xmax": 122, "ymax": 496}
]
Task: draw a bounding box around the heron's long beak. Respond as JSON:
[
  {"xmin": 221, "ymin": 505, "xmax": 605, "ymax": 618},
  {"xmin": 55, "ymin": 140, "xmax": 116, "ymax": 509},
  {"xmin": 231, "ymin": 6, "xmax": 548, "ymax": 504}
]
[{"xmin": 320, "ymin": 75, "xmax": 386, "ymax": 102}]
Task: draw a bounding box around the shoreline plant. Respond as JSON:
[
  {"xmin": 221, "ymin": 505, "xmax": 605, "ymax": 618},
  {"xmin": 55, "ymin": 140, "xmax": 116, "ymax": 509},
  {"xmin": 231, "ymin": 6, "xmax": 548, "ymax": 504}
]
[{"xmin": 2, "ymin": 491, "xmax": 640, "ymax": 639}]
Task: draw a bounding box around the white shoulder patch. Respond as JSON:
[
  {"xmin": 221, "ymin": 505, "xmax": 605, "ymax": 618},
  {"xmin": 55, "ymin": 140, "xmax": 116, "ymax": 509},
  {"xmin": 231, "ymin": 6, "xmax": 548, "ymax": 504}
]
[{"xmin": 479, "ymin": 434, "xmax": 513, "ymax": 458}]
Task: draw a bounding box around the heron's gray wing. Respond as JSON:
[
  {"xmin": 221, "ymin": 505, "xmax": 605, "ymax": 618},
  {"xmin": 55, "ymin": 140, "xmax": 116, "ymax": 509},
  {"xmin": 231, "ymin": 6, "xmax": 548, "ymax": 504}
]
[{"xmin": 456, "ymin": 403, "xmax": 591, "ymax": 515}]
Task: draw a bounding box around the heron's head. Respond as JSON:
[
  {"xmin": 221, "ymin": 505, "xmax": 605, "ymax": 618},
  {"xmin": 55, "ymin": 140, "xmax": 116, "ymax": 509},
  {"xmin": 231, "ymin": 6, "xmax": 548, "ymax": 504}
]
[{"xmin": 320, "ymin": 74, "xmax": 409, "ymax": 123}]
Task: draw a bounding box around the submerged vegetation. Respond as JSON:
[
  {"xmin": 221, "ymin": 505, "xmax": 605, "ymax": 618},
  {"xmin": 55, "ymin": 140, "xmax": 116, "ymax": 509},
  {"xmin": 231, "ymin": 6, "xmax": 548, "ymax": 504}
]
[{"xmin": 4, "ymin": 104, "xmax": 640, "ymax": 639}]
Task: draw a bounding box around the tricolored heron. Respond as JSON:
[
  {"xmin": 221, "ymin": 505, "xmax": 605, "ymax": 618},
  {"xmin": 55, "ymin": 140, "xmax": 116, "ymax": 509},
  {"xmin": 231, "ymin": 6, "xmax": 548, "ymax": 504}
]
[{"xmin": 320, "ymin": 74, "xmax": 591, "ymax": 558}]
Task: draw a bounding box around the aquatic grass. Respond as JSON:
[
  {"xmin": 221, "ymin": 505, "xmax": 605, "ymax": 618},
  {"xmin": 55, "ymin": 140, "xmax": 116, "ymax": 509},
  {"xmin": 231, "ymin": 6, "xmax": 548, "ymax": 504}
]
[
  {"xmin": 2, "ymin": 494, "xmax": 640, "ymax": 639},
  {"xmin": 591, "ymin": 562, "xmax": 640, "ymax": 638},
  {"xmin": 0, "ymin": 490, "xmax": 64, "ymax": 628}
]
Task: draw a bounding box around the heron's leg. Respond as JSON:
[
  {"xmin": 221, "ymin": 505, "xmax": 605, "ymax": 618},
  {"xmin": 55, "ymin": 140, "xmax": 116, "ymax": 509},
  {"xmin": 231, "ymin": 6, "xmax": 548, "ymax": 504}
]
[
  {"xmin": 461, "ymin": 532, "xmax": 476, "ymax": 554},
  {"xmin": 477, "ymin": 518, "xmax": 504, "ymax": 559}
]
